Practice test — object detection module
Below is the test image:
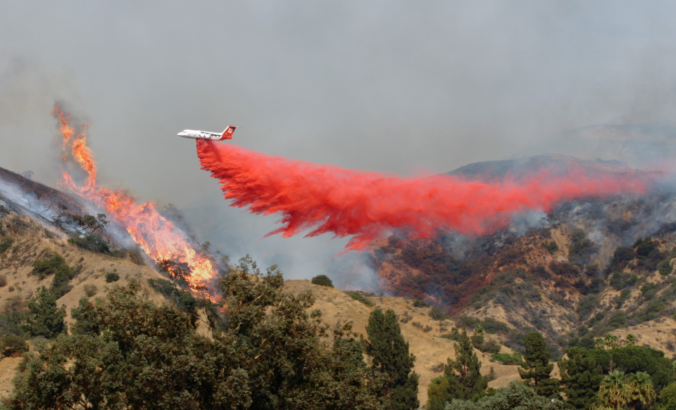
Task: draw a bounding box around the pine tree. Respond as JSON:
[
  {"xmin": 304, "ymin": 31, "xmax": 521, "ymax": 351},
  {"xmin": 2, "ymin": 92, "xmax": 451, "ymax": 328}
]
[
  {"xmin": 426, "ymin": 330, "xmax": 487, "ymax": 410},
  {"xmin": 21, "ymin": 286, "xmax": 66, "ymax": 338},
  {"xmin": 519, "ymin": 332, "xmax": 559, "ymax": 398},
  {"xmin": 366, "ymin": 309, "xmax": 419, "ymax": 410},
  {"xmin": 559, "ymin": 347, "xmax": 604, "ymax": 409}
]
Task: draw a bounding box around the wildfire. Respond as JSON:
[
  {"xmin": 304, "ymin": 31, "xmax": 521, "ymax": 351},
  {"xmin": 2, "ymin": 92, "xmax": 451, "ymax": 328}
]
[{"xmin": 52, "ymin": 104, "xmax": 217, "ymax": 294}]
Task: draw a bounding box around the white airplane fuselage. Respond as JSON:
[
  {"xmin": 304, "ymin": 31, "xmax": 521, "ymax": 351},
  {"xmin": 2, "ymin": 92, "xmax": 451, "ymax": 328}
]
[{"xmin": 178, "ymin": 125, "xmax": 236, "ymax": 141}]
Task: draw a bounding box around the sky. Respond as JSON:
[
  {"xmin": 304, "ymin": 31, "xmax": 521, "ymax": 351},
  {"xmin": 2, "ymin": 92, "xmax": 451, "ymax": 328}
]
[{"xmin": 3, "ymin": 1, "xmax": 676, "ymax": 276}]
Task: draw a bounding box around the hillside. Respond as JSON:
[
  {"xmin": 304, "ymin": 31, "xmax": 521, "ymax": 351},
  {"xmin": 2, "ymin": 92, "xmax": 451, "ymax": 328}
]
[
  {"xmin": 0, "ymin": 206, "xmax": 526, "ymax": 404},
  {"xmin": 0, "ymin": 169, "xmax": 184, "ymax": 397},
  {"xmin": 4, "ymin": 155, "xmax": 676, "ymax": 403},
  {"xmin": 365, "ymin": 155, "xmax": 676, "ymax": 356},
  {"xmin": 283, "ymin": 280, "xmax": 542, "ymax": 404}
]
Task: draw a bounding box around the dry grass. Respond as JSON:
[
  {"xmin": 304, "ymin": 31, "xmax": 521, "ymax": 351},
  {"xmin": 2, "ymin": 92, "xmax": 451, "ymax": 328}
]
[{"xmin": 284, "ymin": 280, "xmax": 524, "ymax": 404}]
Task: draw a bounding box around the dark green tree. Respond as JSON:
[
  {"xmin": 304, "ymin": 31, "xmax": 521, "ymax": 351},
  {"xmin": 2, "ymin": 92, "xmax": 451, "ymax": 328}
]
[
  {"xmin": 426, "ymin": 330, "xmax": 487, "ymax": 410},
  {"xmin": 365, "ymin": 308, "xmax": 419, "ymax": 410},
  {"xmin": 21, "ymin": 286, "xmax": 66, "ymax": 338},
  {"xmin": 6, "ymin": 256, "xmax": 387, "ymax": 410},
  {"xmin": 558, "ymin": 347, "xmax": 604, "ymax": 409},
  {"xmin": 334, "ymin": 337, "xmax": 367, "ymax": 373},
  {"xmin": 311, "ymin": 274, "xmax": 334, "ymax": 287},
  {"xmin": 519, "ymin": 332, "xmax": 559, "ymax": 398},
  {"xmin": 558, "ymin": 345, "xmax": 674, "ymax": 394}
]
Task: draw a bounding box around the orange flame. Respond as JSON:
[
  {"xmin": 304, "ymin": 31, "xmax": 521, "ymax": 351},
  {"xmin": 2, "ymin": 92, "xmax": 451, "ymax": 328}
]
[{"xmin": 52, "ymin": 104, "xmax": 217, "ymax": 294}]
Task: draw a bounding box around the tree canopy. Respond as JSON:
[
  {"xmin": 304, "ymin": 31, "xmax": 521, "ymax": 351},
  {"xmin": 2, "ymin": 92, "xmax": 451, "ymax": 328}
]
[
  {"xmin": 518, "ymin": 332, "xmax": 559, "ymax": 398},
  {"xmin": 365, "ymin": 308, "xmax": 419, "ymax": 410},
  {"xmin": 446, "ymin": 382, "xmax": 566, "ymax": 410},
  {"xmin": 427, "ymin": 329, "xmax": 487, "ymax": 410},
  {"xmin": 6, "ymin": 256, "xmax": 388, "ymax": 410}
]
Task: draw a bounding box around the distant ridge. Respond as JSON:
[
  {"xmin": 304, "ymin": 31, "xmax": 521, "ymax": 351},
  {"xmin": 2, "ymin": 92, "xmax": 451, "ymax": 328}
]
[{"xmin": 447, "ymin": 153, "xmax": 630, "ymax": 182}]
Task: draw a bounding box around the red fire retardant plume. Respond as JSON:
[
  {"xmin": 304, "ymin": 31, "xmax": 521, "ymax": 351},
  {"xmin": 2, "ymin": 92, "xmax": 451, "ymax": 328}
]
[{"xmin": 197, "ymin": 141, "xmax": 649, "ymax": 253}]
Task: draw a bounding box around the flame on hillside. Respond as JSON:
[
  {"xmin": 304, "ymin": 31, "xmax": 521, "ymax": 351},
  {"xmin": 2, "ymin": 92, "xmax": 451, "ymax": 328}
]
[{"xmin": 52, "ymin": 104, "xmax": 217, "ymax": 295}]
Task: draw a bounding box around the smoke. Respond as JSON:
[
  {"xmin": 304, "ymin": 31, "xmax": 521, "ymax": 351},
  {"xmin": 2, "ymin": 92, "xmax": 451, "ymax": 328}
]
[
  {"xmin": 0, "ymin": 179, "xmax": 60, "ymax": 226},
  {"xmin": 0, "ymin": 57, "xmax": 65, "ymax": 127},
  {"xmin": 196, "ymin": 140, "xmax": 651, "ymax": 253}
]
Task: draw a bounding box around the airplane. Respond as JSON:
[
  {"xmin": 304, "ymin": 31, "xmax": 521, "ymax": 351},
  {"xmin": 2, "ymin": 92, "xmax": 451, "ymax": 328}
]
[{"xmin": 178, "ymin": 125, "xmax": 236, "ymax": 140}]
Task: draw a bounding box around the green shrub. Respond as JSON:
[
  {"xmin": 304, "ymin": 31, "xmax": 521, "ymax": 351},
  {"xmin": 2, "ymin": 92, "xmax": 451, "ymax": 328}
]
[
  {"xmin": 640, "ymin": 299, "xmax": 666, "ymax": 322},
  {"xmin": 345, "ymin": 291, "xmax": 374, "ymax": 307},
  {"xmin": 607, "ymin": 311, "xmax": 626, "ymax": 329},
  {"xmin": 84, "ymin": 284, "xmax": 98, "ymax": 297},
  {"xmin": 542, "ymin": 241, "xmax": 559, "ymax": 254},
  {"xmin": 0, "ymin": 274, "xmax": 6, "ymax": 287},
  {"xmin": 456, "ymin": 315, "xmax": 481, "ymax": 330},
  {"xmin": 481, "ymin": 318, "xmax": 509, "ymax": 334},
  {"xmin": 440, "ymin": 328, "xmax": 461, "ymax": 341},
  {"xmin": 310, "ymin": 275, "xmax": 333, "ymax": 287},
  {"xmin": 68, "ymin": 233, "xmax": 110, "ymax": 254},
  {"xmin": 615, "ymin": 289, "xmax": 631, "ymax": 309},
  {"xmin": 105, "ymin": 272, "xmax": 120, "ymax": 283},
  {"xmin": 31, "ymin": 252, "xmax": 75, "ymax": 297},
  {"xmin": 413, "ymin": 299, "xmax": 429, "ymax": 308},
  {"xmin": 641, "ymin": 283, "xmax": 660, "ymax": 300},
  {"xmin": 148, "ymin": 278, "xmax": 173, "ymax": 294},
  {"xmin": 0, "ymin": 238, "xmax": 13, "ymax": 254},
  {"xmin": 32, "ymin": 252, "xmax": 72, "ymax": 280},
  {"xmin": 478, "ymin": 339, "xmax": 502, "ymax": 354},
  {"xmin": 609, "ymin": 272, "xmax": 624, "ymax": 290},
  {"xmin": 659, "ymin": 259, "xmax": 673, "ymax": 276},
  {"xmin": 588, "ymin": 312, "xmax": 606, "ymax": 328},
  {"xmin": 491, "ymin": 352, "xmax": 522, "ymax": 365},
  {"xmin": 1, "ymin": 335, "xmax": 28, "ymax": 356},
  {"xmin": 429, "ymin": 306, "xmax": 448, "ymax": 321},
  {"xmin": 577, "ymin": 294, "xmax": 599, "ymax": 319},
  {"xmin": 635, "ymin": 238, "xmax": 657, "ymax": 258}
]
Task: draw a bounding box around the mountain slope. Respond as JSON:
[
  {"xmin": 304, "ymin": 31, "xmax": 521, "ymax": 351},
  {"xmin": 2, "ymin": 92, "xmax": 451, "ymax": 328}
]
[{"xmin": 366, "ymin": 155, "xmax": 676, "ymax": 354}]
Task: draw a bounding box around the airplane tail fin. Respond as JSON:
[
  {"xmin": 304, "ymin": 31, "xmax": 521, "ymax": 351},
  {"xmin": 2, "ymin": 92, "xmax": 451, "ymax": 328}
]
[{"xmin": 221, "ymin": 126, "xmax": 236, "ymax": 140}]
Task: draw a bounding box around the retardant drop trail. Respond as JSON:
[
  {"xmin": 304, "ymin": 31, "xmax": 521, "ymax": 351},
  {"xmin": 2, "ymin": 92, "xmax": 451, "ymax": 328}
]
[{"xmin": 197, "ymin": 140, "xmax": 650, "ymax": 253}]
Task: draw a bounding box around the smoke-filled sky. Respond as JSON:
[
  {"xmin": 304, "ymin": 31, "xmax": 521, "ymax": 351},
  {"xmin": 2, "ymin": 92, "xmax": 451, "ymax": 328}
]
[
  {"xmin": 2, "ymin": 0, "xmax": 676, "ymax": 206},
  {"xmin": 3, "ymin": 1, "xmax": 676, "ymax": 276}
]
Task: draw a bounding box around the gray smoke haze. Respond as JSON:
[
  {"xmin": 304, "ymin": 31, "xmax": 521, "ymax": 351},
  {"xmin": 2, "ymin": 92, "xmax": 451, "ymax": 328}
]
[{"xmin": 3, "ymin": 1, "xmax": 676, "ymax": 282}]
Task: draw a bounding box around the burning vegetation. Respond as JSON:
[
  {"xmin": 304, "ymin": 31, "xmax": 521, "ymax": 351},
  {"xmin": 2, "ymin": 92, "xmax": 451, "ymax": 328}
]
[{"xmin": 52, "ymin": 105, "xmax": 219, "ymax": 295}]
